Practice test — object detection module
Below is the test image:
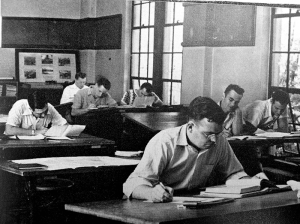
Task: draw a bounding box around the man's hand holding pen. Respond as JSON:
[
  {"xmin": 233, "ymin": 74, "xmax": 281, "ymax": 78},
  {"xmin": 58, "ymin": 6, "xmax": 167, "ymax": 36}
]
[{"xmin": 151, "ymin": 182, "xmax": 173, "ymax": 203}]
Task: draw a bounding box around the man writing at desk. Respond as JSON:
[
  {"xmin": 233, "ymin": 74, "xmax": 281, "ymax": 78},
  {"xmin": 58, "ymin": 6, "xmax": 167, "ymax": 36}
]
[
  {"xmin": 123, "ymin": 96, "xmax": 251, "ymax": 202},
  {"xmin": 5, "ymin": 91, "xmax": 67, "ymax": 136},
  {"xmin": 71, "ymin": 76, "xmax": 117, "ymax": 116}
]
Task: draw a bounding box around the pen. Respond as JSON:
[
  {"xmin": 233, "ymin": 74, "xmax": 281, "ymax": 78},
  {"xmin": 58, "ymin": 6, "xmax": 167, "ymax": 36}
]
[{"xmin": 159, "ymin": 182, "xmax": 170, "ymax": 194}]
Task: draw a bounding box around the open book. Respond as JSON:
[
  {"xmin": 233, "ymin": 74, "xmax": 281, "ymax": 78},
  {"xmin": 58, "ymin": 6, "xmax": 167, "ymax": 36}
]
[{"xmin": 45, "ymin": 125, "xmax": 86, "ymax": 137}]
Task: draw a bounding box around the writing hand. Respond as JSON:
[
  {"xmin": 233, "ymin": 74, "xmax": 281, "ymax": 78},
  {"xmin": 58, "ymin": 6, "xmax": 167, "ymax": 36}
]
[
  {"xmin": 36, "ymin": 127, "xmax": 48, "ymax": 135},
  {"xmin": 150, "ymin": 183, "xmax": 173, "ymax": 203}
]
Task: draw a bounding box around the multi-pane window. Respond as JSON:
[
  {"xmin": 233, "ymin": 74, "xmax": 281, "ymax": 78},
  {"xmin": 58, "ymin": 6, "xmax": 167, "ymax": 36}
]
[
  {"xmin": 131, "ymin": 1, "xmax": 184, "ymax": 105},
  {"xmin": 269, "ymin": 8, "xmax": 300, "ymax": 128}
]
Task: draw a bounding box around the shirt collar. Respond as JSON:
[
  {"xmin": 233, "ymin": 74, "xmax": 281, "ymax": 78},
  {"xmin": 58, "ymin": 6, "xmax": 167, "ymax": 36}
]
[
  {"xmin": 177, "ymin": 124, "xmax": 189, "ymax": 146},
  {"xmin": 266, "ymin": 98, "xmax": 272, "ymax": 117}
]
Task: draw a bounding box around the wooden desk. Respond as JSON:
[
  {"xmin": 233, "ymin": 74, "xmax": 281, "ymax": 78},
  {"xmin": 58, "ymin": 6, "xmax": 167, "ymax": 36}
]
[
  {"xmin": 74, "ymin": 106, "xmax": 188, "ymax": 150},
  {"xmin": 123, "ymin": 112, "xmax": 188, "ymax": 133},
  {"xmin": 0, "ymin": 157, "xmax": 139, "ymax": 223},
  {"xmin": 65, "ymin": 191, "xmax": 300, "ymax": 224},
  {"xmin": 0, "ymin": 134, "xmax": 115, "ymax": 160}
]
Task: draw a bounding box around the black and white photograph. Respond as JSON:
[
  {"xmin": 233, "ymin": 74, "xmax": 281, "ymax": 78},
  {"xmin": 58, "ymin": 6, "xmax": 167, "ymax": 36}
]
[{"xmin": 2, "ymin": 1, "xmax": 300, "ymax": 224}]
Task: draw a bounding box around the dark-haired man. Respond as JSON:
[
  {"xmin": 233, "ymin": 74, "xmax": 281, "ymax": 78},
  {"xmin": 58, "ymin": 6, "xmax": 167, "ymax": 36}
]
[
  {"xmin": 243, "ymin": 89, "xmax": 290, "ymax": 133},
  {"xmin": 219, "ymin": 84, "xmax": 245, "ymax": 137},
  {"xmin": 71, "ymin": 76, "xmax": 117, "ymax": 116},
  {"xmin": 120, "ymin": 82, "xmax": 163, "ymax": 107},
  {"xmin": 5, "ymin": 91, "xmax": 67, "ymax": 136},
  {"xmin": 123, "ymin": 96, "xmax": 250, "ymax": 202},
  {"xmin": 60, "ymin": 72, "xmax": 89, "ymax": 104}
]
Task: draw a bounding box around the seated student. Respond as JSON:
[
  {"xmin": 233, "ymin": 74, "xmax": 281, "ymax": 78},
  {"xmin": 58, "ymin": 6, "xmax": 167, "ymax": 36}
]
[
  {"xmin": 243, "ymin": 89, "xmax": 290, "ymax": 133},
  {"xmin": 120, "ymin": 82, "xmax": 163, "ymax": 107},
  {"xmin": 71, "ymin": 76, "xmax": 117, "ymax": 116},
  {"xmin": 60, "ymin": 72, "xmax": 89, "ymax": 104},
  {"xmin": 219, "ymin": 84, "xmax": 244, "ymax": 137},
  {"xmin": 5, "ymin": 91, "xmax": 67, "ymax": 136},
  {"xmin": 123, "ymin": 96, "xmax": 253, "ymax": 202}
]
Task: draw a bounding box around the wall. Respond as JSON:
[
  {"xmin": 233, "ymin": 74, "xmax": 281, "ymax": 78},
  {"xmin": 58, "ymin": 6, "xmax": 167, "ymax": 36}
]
[
  {"xmin": 181, "ymin": 6, "xmax": 271, "ymax": 107},
  {"xmin": 0, "ymin": 0, "xmax": 81, "ymax": 80},
  {"xmin": 94, "ymin": 0, "xmax": 131, "ymax": 103},
  {"xmin": 0, "ymin": 0, "xmax": 130, "ymax": 103}
]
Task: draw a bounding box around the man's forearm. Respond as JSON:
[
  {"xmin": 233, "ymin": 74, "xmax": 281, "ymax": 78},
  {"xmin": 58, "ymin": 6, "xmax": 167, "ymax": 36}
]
[
  {"xmin": 5, "ymin": 125, "xmax": 33, "ymax": 136},
  {"xmin": 131, "ymin": 185, "xmax": 154, "ymax": 201},
  {"xmin": 71, "ymin": 108, "xmax": 89, "ymax": 116}
]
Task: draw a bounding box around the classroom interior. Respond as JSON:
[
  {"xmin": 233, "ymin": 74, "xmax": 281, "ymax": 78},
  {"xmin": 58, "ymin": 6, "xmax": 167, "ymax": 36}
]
[{"xmin": 1, "ymin": 0, "xmax": 300, "ymax": 223}]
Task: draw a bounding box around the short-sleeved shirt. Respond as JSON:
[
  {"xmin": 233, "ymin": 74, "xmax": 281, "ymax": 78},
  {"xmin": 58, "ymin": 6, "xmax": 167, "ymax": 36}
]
[
  {"xmin": 60, "ymin": 83, "xmax": 89, "ymax": 104},
  {"xmin": 123, "ymin": 124, "xmax": 247, "ymax": 197},
  {"xmin": 6, "ymin": 99, "xmax": 67, "ymax": 130},
  {"xmin": 121, "ymin": 89, "xmax": 162, "ymax": 106},
  {"xmin": 72, "ymin": 86, "xmax": 117, "ymax": 109},
  {"xmin": 242, "ymin": 98, "xmax": 288, "ymax": 130}
]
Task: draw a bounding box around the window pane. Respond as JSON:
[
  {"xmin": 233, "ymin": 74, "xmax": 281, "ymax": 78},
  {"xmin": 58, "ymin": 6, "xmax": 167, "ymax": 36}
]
[
  {"xmin": 133, "ymin": 4, "xmax": 141, "ymax": 27},
  {"xmin": 133, "ymin": 79, "xmax": 140, "ymax": 89},
  {"xmin": 141, "ymin": 3, "xmax": 149, "ymax": 26},
  {"xmin": 149, "ymin": 2, "xmax": 155, "ymax": 26},
  {"xmin": 291, "ymin": 9, "xmax": 300, "ymax": 14},
  {"xmin": 140, "ymin": 54, "xmax": 148, "ymax": 78},
  {"xmin": 290, "ymin": 17, "xmax": 300, "ymax": 52},
  {"xmin": 148, "ymin": 54, "xmax": 153, "ymax": 78},
  {"xmin": 173, "ymin": 25, "xmax": 183, "ymax": 52},
  {"xmin": 140, "ymin": 28, "xmax": 149, "ymax": 52},
  {"xmin": 132, "ymin": 29, "xmax": 140, "ymax": 53},
  {"xmin": 163, "ymin": 54, "xmax": 172, "ymax": 79},
  {"xmin": 275, "ymin": 8, "xmax": 290, "ymax": 14},
  {"xmin": 173, "ymin": 53, "xmax": 182, "ymax": 80},
  {"xmin": 171, "ymin": 82, "xmax": 181, "ymax": 105},
  {"xmin": 174, "ymin": 2, "xmax": 184, "ymax": 23},
  {"xmin": 165, "ymin": 2, "xmax": 174, "ymax": 24},
  {"xmin": 131, "ymin": 54, "xmax": 139, "ymax": 77},
  {"xmin": 272, "ymin": 53, "xmax": 288, "ymax": 87},
  {"xmin": 289, "ymin": 53, "xmax": 300, "ymax": 88},
  {"xmin": 273, "ymin": 18, "xmax": 289, "ymax": 52},
  {"xmin": 149, "ymin": 28, "xmax": 154, "ymax": 53},
  {"xmin": 163, "ymin": 27, "xmax": 173, "ymax": 52},
  {"xmin": 163, "ymin": 82, "xmax": 171, "ymax": 105}
]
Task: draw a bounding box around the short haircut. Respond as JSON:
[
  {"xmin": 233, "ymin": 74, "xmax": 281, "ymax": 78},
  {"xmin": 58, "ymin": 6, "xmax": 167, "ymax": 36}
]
[
  {"xmin": 95, "ymin": 76, "xmax": 111, "ymax": 90},
  {"xmin": 224, "ymin": 84, "xmax": 245, "ymax": 96},
  {"xmin": 75, "ymin": 72, "xmax": 87, "ymax": 80},
  {"xmin": 140, "ymin": 82, "xmax": 153, "ymax": 93},
  {"xmin": 188, "ymin": 96, "xmax": 226, "ymax": 125},
  {"xmin": 271, "ymin": 89, "xmax": 290, "ymax": 105},
  {"xmin": 27, "ymin": 91, "xmax": 48, "ymax": 110}
]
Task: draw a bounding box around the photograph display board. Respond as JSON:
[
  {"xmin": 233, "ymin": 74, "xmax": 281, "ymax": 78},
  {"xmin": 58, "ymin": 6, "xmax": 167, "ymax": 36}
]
[{"xmin": 17, "ymin": 50, "xmax": 78, "ymax": 83}]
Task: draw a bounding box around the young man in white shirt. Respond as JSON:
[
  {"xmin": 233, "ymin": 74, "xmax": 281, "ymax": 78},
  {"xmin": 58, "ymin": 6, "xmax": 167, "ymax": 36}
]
[
  {"xmin": 60, "ymin": 72, "xmax": 89, "ymax": 104},
  {"xmin": 6, "ymin": 91, "xmax": 67, "ymax": 136}
]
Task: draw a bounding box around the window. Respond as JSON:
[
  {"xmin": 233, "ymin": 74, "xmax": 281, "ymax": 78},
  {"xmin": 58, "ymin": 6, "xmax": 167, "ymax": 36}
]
[
  {"xmin": 270, "ymin": 8, "xmax": 300, "ymax": 128},
  {"xmin": 130, "ymin": 1, "xmax": 184, "ymax": 105}
]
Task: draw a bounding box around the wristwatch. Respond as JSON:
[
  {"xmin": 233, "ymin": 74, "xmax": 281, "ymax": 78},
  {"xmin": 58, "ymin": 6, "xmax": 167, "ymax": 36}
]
[{"xmin": 31, "ymin": 129, "xmax": 35, "ymax": 136}]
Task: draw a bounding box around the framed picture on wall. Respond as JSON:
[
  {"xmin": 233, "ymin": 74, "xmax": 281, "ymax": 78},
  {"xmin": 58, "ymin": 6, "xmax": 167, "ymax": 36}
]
[{"xmin": 15, "ymin": 49, "xmax": 80, "ymax": 83}]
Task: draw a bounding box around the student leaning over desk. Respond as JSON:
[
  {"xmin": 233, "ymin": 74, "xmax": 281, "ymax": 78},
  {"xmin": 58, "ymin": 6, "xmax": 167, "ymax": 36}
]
[
  {"xmin": 120, "ymin": 82, "xmax": 163, "ymax": 107},
  {"xmin": 71, "ymin": 75, "xmax": 117, "ymax": 116},
  {"xmin": 60, "ymin": 72, "xmax": 89, "ymax": 104},
  {"xmin": 242, "ymin": 89, "xmax": 290, "ymax": 134},
  {"xmin": 5, "ymin": 90, "xmax": 67, "ymax": 136},
  {"xmin": 123, "ymin": 96, "xmax": 261, "ymax": 203},
  {"xmin": 218, "ymin": 84, "xmax": 244, "ymax": 138}
]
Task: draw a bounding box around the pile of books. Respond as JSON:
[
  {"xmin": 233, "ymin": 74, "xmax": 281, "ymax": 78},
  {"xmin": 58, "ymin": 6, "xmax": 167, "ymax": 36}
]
[{"xmin": 199, "ymin": 179, "xmax": 290, "ymax": 198}]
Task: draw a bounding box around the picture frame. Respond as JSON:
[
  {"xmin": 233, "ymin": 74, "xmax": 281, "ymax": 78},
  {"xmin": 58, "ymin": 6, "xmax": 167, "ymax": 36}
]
[{"xmin": 15, "ymin": 49, "xmax": 80, "ymax": 83}]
